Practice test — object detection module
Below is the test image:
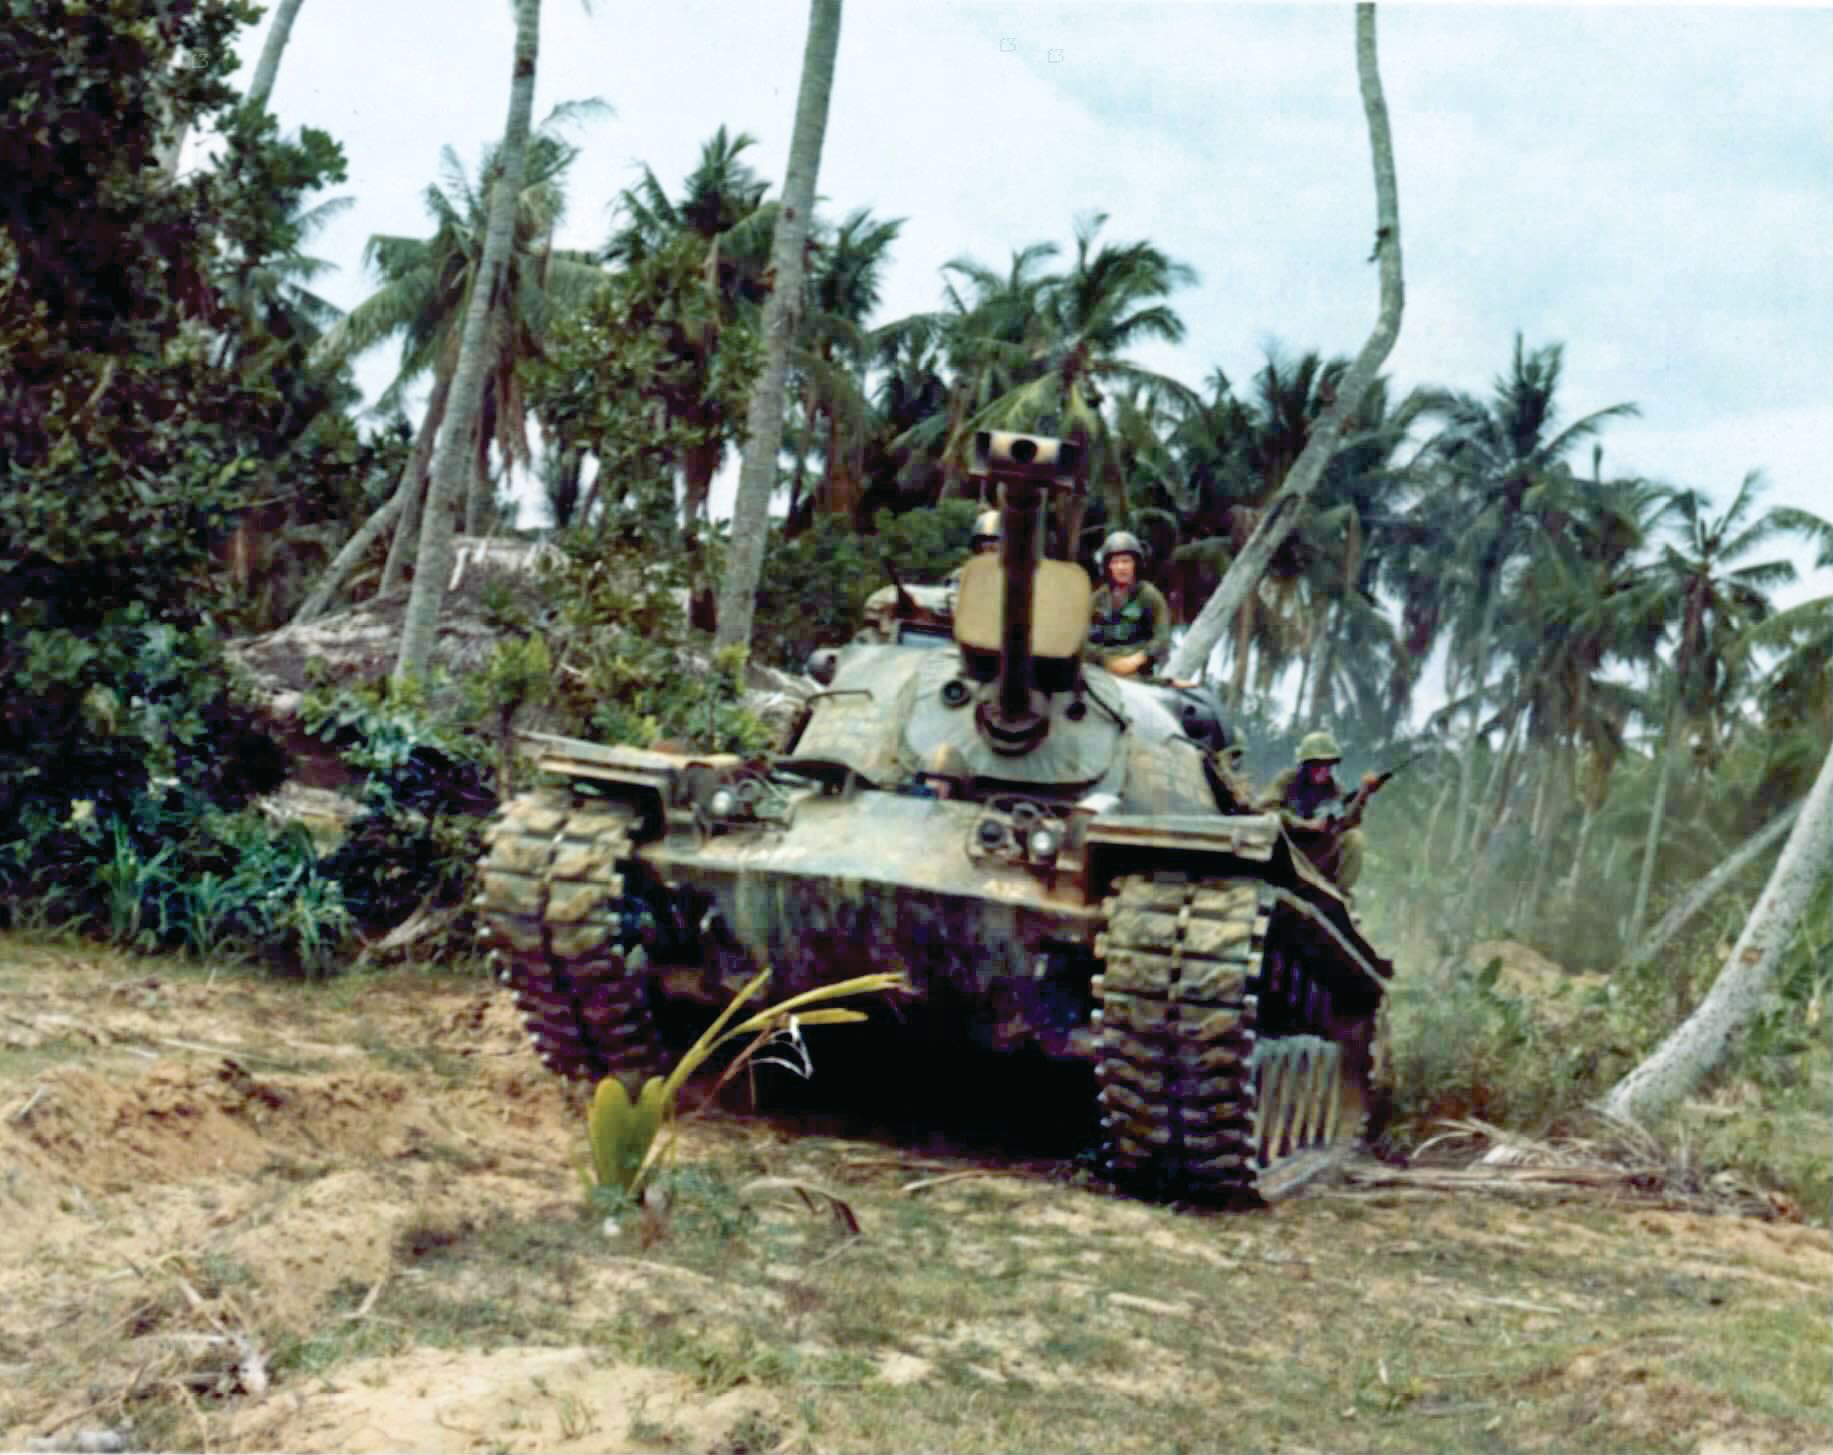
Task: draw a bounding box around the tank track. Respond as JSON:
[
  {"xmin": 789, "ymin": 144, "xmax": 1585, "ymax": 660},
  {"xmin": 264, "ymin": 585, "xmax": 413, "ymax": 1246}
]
[
  {"xmin": 1092, "ymin": 875, "xmax": 1374, "ymax": 1201},
  {"xmin": 476, "ymin": 788, "xmax": 667, "ymax": 1087}
]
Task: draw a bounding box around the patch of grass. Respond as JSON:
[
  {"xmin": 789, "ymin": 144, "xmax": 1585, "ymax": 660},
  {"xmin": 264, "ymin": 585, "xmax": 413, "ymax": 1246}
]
[
  {"xmin": 271, "ymin": 1311, "xmax": 409, "ymax": 1379},
  {"xmin": 0, "ymin": 1037, "xmax": 90, "ymax": 1076}
]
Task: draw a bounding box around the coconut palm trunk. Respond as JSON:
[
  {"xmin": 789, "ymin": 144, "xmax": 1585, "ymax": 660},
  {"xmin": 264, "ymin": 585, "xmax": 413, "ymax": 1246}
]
[
  {"xmin": 1603, "ymin": 738, "xmax": 1833, "ymax": 1124},
  {"xmin": 294, "ymin": 357, "xmax": 453, "ymax": 622},
  {"xmin": 245, "ymin": 0, "xmax": 307, "ymax": 113},
  {"xmin": 1167, "ymin": 4, "xmax": 1403, "ymax": 682},
  {"xmin": 715, "ymin": 0, "xmax": 843, "ymax": 653},
  {"xmin": 1620, "ymin": 801, "xmax": 1804, "ymax": 977},
  {"xmin": 1627, "ymin": 702, "xmax": 1682, "ymax": 946},
  {"xmin": 395, "ymin": 0, "xmax": 541, "ymax": 686},
  {"xmin": 375, "ymin": 353, "xmax": 456, "ymax": 596}
]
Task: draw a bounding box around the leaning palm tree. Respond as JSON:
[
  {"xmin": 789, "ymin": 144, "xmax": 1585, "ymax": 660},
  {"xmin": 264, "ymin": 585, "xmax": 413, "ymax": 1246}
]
[
  {"xmin": 298, "ymin": 104, "xmax": 605, "ymax": 618},
  {"xmin": 715, "ymin": 0, "xmax": 844, "ymax": 653},
  {"xmin": 395, "ymin": 0, "xmax": 547, "ymax": 685}
]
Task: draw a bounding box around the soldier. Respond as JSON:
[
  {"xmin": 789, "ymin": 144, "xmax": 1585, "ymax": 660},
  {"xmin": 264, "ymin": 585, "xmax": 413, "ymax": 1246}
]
[
  {"xmin": 1259, "ymin": 731, "xmax": 1372, "ymax": 892},
  {"xmin": 1086, "ymin": 530, "xmax": 1171, "ymax": 678},
  {"xmin": 943, "ymin": 509, "xmax": 1002, "ymax": 590}
]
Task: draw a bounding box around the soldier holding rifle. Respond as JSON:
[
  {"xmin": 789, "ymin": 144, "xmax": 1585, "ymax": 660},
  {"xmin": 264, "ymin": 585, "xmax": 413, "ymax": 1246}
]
[{"xmin": 1258, "ymin": 731, "xmax": 1410, "ymax": 893}]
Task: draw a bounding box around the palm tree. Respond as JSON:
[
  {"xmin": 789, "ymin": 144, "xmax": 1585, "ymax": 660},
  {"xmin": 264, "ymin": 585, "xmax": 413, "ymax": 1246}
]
[
  {"xmin": 965, "ymin": 213, "xmax": 1200, "ymax": 552},
  {"xmin": 791, "ymin": 206, "xmax": 904, "ymax": 525},
  {"xmin": 715, "ymin": 0, "xmax": 844, "ymax": 653},
  {"xmin": 395, "ymin": 0, "xmax": 545, "ymax": 685},
  {"xmin": 1412, "ymin": 334, "xmax": 1640, "ymax": 863},
  {"xmin": 883, "ymin": 239, "xmax": 1060, "ymax": 505},
  {"xmin": 604, "ymin": 125, "xmax": 775, "ymax": 531},
  {"xmin": 1625, "ymin": 472, "xmax": 1802, "ymax": 943},
  {"xmin": 308, "ymin": 104, "xmax": 604, "ymax": 604}
]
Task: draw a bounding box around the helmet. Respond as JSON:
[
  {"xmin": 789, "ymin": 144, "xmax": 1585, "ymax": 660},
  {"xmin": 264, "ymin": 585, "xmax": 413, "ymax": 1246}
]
[
  {"xmin": 971, "ymin": 509, "xmax": 1001, "ymax": 552},
  {"xmin": 1297, "ymin": 731, "xmax": 1342, "ymax": 765},
  {"xmin": 1097, "ymin": 530, "xmax": 1145, "ymax": 570}
]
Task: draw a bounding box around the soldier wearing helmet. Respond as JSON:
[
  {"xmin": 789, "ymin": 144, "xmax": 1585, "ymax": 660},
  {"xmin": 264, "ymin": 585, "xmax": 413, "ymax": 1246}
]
[
  {"xmin": 969, "ymin": 508, "xmax": 1001, "ymax": 556},
  {"xmin": 1258, "ymin": 730, "xmax": 1371, "ymax": 892},
  {"xmin": 943, "ymin": 508, "xmax": 1003, "ymax": 592},
  {"xmin": 1086, "ymin": 530, "xmax": 1171, "ymax": 678}
]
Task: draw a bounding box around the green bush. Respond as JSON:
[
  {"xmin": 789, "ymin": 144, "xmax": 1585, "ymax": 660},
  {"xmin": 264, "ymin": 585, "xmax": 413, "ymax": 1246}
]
[
  {"xmin": 525, "ymin": 525, "xmax": 775, "ymax": 755},
  {"xmin": 749, "ymin": 501, "xmax": 982, "ymax": 670},
  {"xmin": 300, "ymin": 678, "xmax": 497, "ymax": 959}
]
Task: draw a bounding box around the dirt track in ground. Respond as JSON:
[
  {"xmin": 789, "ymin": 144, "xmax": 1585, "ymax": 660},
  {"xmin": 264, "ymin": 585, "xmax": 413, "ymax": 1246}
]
[{"xmin": 1, "ymin": 938, "xmax": 1826, "ymax": 1455}]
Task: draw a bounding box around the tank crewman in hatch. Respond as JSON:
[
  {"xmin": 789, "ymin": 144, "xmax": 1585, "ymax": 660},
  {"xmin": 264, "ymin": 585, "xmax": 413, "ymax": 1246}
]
[
  {"xmin": 1086, "ymin": 530, "xmax": 1171, "ymax": 678},
  {"xmin": 1258, "ymin": 731, "xmax": 1374, "ymax": 892},
  {"xmin": 944, "ymin": 509, "xmax": 1003, "ymax": 589}
]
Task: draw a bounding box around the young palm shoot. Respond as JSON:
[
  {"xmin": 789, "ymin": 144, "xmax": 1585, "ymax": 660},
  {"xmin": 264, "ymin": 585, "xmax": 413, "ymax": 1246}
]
[{"xmin": 582, "ymin": 967, "xmax": 906, "ymax": 1200}]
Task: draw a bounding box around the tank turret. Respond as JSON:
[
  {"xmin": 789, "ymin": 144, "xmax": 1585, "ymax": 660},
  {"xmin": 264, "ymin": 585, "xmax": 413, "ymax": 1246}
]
[{"xmin": 954, "ymin": 430, "xmax": 1087, "ymax": 755}]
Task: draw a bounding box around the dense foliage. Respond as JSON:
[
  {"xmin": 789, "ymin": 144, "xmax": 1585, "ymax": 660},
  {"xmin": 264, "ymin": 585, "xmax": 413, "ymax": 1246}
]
[
  {"xmin": 0, "ymin": 3, "xmax": 1825, "ymax": 1197},
  {"xmin": 0, "ymin": 1, "xmax": 394, "ymax": 969}
]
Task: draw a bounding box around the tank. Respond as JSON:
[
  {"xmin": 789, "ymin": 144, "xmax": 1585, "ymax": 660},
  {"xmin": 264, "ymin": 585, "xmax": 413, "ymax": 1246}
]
[{"xmin": 477, "ymin": 431, "xmax": 1393, "ymax": 1202}]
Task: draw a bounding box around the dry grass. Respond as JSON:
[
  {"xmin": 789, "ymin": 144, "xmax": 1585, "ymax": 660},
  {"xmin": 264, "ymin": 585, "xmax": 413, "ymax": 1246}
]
[{"xmin": 0, "ymin": 937, "xmax": 1827, "ymax": 1455}]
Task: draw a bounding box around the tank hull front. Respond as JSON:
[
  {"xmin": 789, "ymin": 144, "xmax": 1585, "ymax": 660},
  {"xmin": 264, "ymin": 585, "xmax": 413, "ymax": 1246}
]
[{"xmin": 633, "ymin": 788, "xmax": 1103, "ymax": 1055}]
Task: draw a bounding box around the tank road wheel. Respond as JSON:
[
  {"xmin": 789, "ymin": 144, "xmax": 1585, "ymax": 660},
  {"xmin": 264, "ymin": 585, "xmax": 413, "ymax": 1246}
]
[
  {"xmin": 476, "ymin": 788, "xmax": 667, "ymax": 1087},
  {"xmin": 1092, "ymin": 876, "xmax": 1372, "ymax": 1201}
]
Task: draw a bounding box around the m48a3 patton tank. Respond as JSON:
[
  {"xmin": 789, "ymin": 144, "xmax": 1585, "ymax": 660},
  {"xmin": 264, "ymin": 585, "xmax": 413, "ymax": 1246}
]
[{"xmin": 478, "ymin": 432, "xmax": 1393, "ymax": 1202}]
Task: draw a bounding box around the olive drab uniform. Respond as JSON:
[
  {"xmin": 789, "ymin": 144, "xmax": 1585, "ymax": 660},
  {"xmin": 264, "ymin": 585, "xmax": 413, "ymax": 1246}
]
[
  {"xmin": 1259, "ymin": 761, "xmax": 1365, "ymax": 892},
  {"xmin": 1086, "ymin": 581, "xmax": 1172, "ymax": 674}
]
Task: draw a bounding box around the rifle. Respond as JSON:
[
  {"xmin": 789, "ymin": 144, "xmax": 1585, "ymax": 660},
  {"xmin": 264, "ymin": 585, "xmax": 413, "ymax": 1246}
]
[
  {"xmin": 1332, "ymin": 747, "xmax": 1431, "ymax": 830},
  {"xmin": 880, "ymin": 558, "xmax": 919, "ymax": 619}
]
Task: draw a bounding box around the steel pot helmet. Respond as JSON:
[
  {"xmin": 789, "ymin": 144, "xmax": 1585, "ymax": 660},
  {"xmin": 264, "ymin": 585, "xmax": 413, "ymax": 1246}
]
[
  {"xmin": 1097, "ymin": 530, "xmax": 1146, "ymax": 572},
  {"xmin": 971, "ymin": 509, "xmax": 1001, "ymax": 552},
  {"xmin": 1296, "ymin": 730, "xmax": 1342, "ymax": 765}
]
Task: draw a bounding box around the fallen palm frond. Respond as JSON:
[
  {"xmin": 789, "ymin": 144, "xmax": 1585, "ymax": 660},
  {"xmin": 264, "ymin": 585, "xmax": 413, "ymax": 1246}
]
[
  {"xmin": 739, "ymin": 1176, "xmax": 861, "ymax": 1236},
  {"xmin": 1346, "ymin": 1115, "xmax": 1794, "ymax": 1218}
]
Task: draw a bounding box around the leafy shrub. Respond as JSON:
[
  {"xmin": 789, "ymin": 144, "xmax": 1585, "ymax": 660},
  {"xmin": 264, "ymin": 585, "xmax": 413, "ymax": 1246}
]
[
  {"xmin": 749, "ymin": 501, "xmax": 981, "ymax": 670},
  {"xmin": 531, "ymin": 526, "xmax": 775, "ymax": 755},
  {"xmin": 300, "ymin": 679, "xmax": 497, "ymax": 956}
]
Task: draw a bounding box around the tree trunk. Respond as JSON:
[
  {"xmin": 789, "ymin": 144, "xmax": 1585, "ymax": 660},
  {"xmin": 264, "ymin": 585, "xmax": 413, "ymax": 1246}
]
[
  {"xmin": 1513, "ymin": 756, "xmax": 1555, "ymax": 931},
  {"xmin": 714, "ymin": 0, "xmax": 843, "ymax": 653},
  {"xmin": 1288, "ymin": 607, "xmax": 1319, "ymax": 735},
  {"xmin": 1562, "ymin": 800, "xmax": 1597, "ymax": 908},
  {"xmin": 1603, "ymin": 739, "xmax": 1833, "ymax": 1123},
  {"xmin": 292, "ymin": 485, "xmax": 404, "ymax": 624},
  {"xmin": 1167, "ymin": 4, "xmax": 1403, "ymax": 682},
  {"xmin": 379, "ymin": 355, "xmax": 455, "ymax": 596},
  {"xmin": 296, "ymin": 361, "xmax": 452, "ymax": 622},
  {"xmin": 245, "ymin": 0, "xmax": 306, "ymax": 114},
  {"xmin": 1308, "ymin": 600, "xmax": 1341, "ymax": 725},
  {"xmin": 395, "ymin": 0, "xmax": 541, "ymax": 686},
  {"xmin": 467, "ymin": 404, "xmax": 492, "ymax": 535},
  {"xmin": 1627, "ymin": 706, "xmax": 1681, "ymax": 946},
  {"xmin": 1619, "ymin": 801, "xmax": 1805, "ymax": 977},
  {"xmin": 1451, "ymin": 589, "xmax": 1503, "ymax": 863}
]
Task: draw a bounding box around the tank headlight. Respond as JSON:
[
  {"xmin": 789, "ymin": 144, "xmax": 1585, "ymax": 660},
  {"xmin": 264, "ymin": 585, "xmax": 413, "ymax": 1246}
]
[
  {"xmin": 708, "ymin": 786, "xmax": 739, "ymax": 819},
  {"xmin": 1027, "ymin": 826, "xmax": 1060, "ymax": 861}
]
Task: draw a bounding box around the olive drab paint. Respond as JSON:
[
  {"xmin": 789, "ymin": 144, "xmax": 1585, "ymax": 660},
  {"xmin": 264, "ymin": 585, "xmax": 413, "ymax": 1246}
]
[{"xmin": 477, "ymin": 431, "xmax": 1398, "ymax": 1203}]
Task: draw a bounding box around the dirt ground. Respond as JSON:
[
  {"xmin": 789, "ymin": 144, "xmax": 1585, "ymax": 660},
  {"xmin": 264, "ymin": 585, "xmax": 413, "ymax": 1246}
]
[{"xmin": 1, "ymin": 938, "xmax": 1827, "ymax": 1455}]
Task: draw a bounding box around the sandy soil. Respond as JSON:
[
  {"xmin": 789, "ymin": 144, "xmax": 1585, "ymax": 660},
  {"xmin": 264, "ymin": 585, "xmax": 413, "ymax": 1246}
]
[{"xmin": 1, "ymin": 943, "xmax": 1826, "ymax": 1455}]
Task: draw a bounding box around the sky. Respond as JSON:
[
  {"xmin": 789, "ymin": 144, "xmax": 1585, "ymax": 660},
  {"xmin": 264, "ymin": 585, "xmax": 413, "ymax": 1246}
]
[{"xmin": 223, "ymin": 0, "xmax": 1833, "ymax": 615}]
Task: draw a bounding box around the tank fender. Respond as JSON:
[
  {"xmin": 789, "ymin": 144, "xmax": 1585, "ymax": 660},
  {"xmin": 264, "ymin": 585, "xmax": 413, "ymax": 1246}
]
[
  {"xmin": 520, "ymin": 735, "xmax": 743, "ymax": 836},
  {"xmin": 1080, "ymin": 811, "xmax": 1279, "ymax": 896}
]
